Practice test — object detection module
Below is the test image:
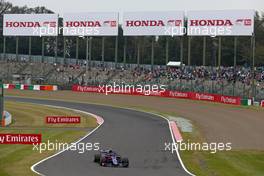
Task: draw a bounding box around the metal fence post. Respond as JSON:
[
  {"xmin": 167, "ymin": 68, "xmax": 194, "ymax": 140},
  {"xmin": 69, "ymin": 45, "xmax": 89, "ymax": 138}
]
[
  {"xmin": 115, "ymin": 36, "xmax": 118, "ymax": 67},
  {"xmin": 234, "ymin": 37, "xmax": 237, "ymax": 67},
  {"xmin": 29, "ymin": 36, "xmax": 32, "ymax": 62},
  {"xmin": 63, "ymin": 37, "xmax": 66, "ymax": 65},
  {"xmin": 187, "ymin": 36, "xmax": 191, "ymax": 66},
  {"xmin": 89, "ymin": 37, "xmax": 92, "ymax": 69},
  {"xmin": 41, "ymin": 37, "xmax": 44, "ymax": 63},
  {"xmin": 137, "ymin": 37, "xmax": 140, "ymax": 66},
  {"xmin": 180, "ymin": 36, "xmax": 184, "ymax": 64},
  {"xmin": 165, "ymin": 37, "xmax": 169, "ymax": 64},
  {"xmin": 55, "ymin": 36, "xmax": 58, "ymax": 63},
  {"xmin": 218, "ymin": 37, "xmax": 222, "ymax": 67},
  {"xmin": 251, "ymin": 34, "xmax": 256, "ymax": 99},
  {"xmin": 151, "ymin": 37, "xmax": 154, "ymax": 69},
  {"xmin": 3, "ymin": 36, "xmax": 6, "ymax": 61},
  {"xmin": 16, "ymin": 36, "xmax": 19, "ymax": 61},
  {"xmin": 203, "ymin": 36, "xmax": 206, "ymax": 66},
  {"xmin": 123, "ymin": 37, "xmax": 127, "ymax": 66},
  {"xmin": 0, "ymin": 80, "xmax": 4, "ymax": 126},
  {"xmin": 86, "ymin": 37, "xmax": 89, "ymax": 71},
  {"xmin": 102, "ymin": 37, "xmax": 105, "ymax": 63},
  {"xmin": 76, "ymin": 37, "xmax": 79, "ymax": 64}
]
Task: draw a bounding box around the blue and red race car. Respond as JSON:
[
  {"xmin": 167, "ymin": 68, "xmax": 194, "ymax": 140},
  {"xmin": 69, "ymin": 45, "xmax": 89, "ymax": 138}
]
[{"xmin": 94, "ymin": 150, "xmax": 129, "ymax": 168}]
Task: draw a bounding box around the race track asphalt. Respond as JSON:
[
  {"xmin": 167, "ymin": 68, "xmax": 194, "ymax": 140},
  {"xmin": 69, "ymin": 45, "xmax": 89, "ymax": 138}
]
[{"xmin": 6, "ymin": 97, "xmax": 190, "ymax": 176}]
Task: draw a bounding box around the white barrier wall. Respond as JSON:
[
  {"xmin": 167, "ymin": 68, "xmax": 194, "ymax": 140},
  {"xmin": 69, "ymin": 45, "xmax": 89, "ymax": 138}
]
[{"xmin": 3, "ymin": 111, "xmax": 12, "ymax": 126}]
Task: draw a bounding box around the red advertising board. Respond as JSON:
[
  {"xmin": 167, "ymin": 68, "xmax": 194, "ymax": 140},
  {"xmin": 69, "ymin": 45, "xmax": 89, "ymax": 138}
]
[
  {"xmin": 0, "ymin": 134, "xmax": 41, "ymax": 144},
  {"xmin": 46, "ymin": 116, "xmax": 81, "ymax": 124},
  {"xmin": 218, "ymin": 95, "xmax": 241, "ymax": 105},
  {"xmin": 166, "ymin": 91, "xmax": 189, "ymax": 99},
  {"xmin": 261, "ymin": 100, "xmax": 264, "ymax": 107},
  {"xmin": 189, "ymin": 92, "xmax": 216, "ymax": 102},
  {"xmin": 72, "ymin": 85, "xmax": 241, "ymax": 106}
]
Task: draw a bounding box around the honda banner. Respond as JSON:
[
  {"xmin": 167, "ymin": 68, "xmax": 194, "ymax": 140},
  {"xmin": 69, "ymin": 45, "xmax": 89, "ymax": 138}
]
[
  {"xmin": 187, "ymin": 10, "xmax": 255, "ymax": 36},
  {"xmin": 63, "ymin": 12, "xmax": 119, "ymax": 36},
  {"xmin": 3, "ymin": 14, "xmax": 58, "ymax": 36},
  {"xmin": 122, "ymin": 11, "xmax": 184, "ymax": 36}
]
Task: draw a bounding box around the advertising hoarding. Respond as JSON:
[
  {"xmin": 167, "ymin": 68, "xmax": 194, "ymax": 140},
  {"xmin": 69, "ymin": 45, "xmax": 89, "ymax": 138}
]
[
  {"xmin": 122, "ymin": 11, "xmax": 185, "ymax": 36},
  {"xmin": 3, "ymin": 14, "xmax": 58, "ymax": 36},
  {"xmin": 63, "ymin": 12, "xmax": 119, "ymax": 36},
  {"xmin": 187, "ymin": 10, "xmax": 255, "ymax": 36}
]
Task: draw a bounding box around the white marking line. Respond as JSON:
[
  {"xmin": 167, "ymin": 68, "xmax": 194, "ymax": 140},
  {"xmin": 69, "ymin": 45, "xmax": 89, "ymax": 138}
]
[
  {"xmin": 30, "ymin": 104, "xmax": 104, "ymax": 176},
  {"xmin": 166, "ymin": 118, "xmax": 195, "ymax": 176}
]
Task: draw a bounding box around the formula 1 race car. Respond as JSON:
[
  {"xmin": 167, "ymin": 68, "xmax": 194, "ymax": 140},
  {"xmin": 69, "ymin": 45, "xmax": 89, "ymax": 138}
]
[{"xmin": 94, "ymin": 150, "xmax": 129, "ymax": 167}]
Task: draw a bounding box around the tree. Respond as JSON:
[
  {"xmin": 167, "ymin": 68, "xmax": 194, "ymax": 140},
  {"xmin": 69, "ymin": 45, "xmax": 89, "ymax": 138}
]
[{"xmin": 0, "ymin": 0, "xmax": 12, "ymax": 15}]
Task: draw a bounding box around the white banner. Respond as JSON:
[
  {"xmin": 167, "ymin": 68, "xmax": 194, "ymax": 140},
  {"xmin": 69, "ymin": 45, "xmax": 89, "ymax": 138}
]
[
  {"xmin": 187, "ymin": 10, "xmax": 255, "ymax": 36},
  {"xmin": 3, "ymin": 14, "xmax": 58, "ymax": 36},
  {"xmin": 122, "ymin": 11, "xmax": 184, "ymax": 36},
  {"xmin": 63, "ymin": 12, "xmax": 119, "ymax": 36}
]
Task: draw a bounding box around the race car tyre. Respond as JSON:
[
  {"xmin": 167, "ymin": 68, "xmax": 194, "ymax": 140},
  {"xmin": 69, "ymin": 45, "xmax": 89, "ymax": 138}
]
[
  {"xmin": 121, "ymin": 157, "xmax": 129, "ymax": 167},
  {"xmin": 100, "ymin": 157, "xmax": 107, "ymax": 167},
  {"xmin": 94, "ymin": 154, "xmax": 100, "ymax": 163}
]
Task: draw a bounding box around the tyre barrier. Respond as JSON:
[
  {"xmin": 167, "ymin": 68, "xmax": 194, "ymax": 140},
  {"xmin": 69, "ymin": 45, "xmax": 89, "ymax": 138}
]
[
  {"xmin": 2, "ymin": 111, "xmax": 12, "ymax": 127},
  {"xmin": 261, "ymin": 100, "xmax": 264, "ymax": 107},
  {"xmin": 240, "ymin": 99, "xmax": 252, "ymax": 106}
]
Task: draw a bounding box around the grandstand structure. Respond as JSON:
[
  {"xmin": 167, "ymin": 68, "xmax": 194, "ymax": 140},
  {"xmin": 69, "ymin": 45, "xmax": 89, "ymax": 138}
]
[{"xmin": 0, "ymin": 10, "xmax": 263, "ymax": 100}]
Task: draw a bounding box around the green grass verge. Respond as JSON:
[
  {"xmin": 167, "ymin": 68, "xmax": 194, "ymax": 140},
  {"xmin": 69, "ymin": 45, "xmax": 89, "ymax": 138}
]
[
  {"xmin": 0, "ymin": 101, "xmax": 97, "ymax": 176},
  {"xmin": 180, "ymin": 128, "xmax": 264, "ymax": 176},
  {"xmin": 5, "ymin": 101, "xmax": 97, "ymax": 128}
]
